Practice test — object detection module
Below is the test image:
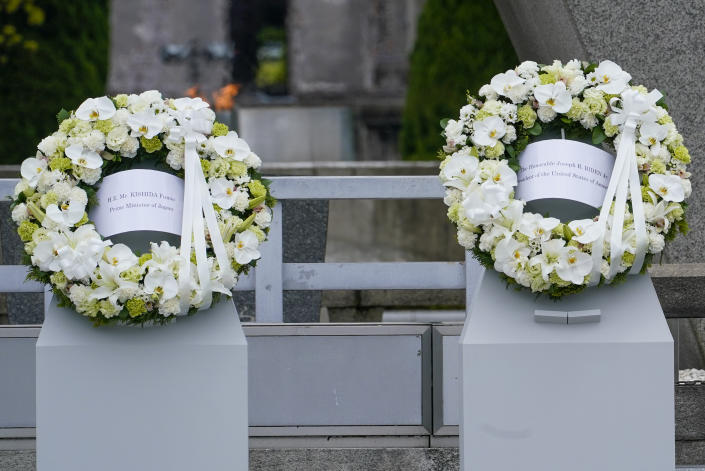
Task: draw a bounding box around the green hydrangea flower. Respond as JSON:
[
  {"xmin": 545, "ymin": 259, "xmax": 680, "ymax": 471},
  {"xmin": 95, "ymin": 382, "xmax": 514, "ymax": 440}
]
[
  {"xmin": 212, "ymin": 122, "xmax": 229, "ymax": 136},
  {"xmin": 484, "ymin": 141, "xmax": 505, "ymax": 159},
  {"xmin": 672, "ymin": 145, "xmax": 691, "ymax": 163},
  {"xmin": 94, "ymin": 119, "xmax": 114, "ymax": 134},
  {"xmin": 247, "ymin": 180, "xmax": 267, "ymax": 198},
  {"xmin": 549, "ymin": 271, "xmax": 571, "ymax": 287},
  {"xmin": 657, "ymin": 114, "xmax": 673, "ymax": 125},
  {"xmin": 140, "ymin": 136, "xmax": 163, "ymax": 153},
  {"xmin": 17, "ymin": 220, "xmax": 39, "ymax": 242},
  {"xmin": 517, "ymin": 104, "xmax": 536, "ymax": 129},
  {"xmin": 209, "ymin": 158, "xmax": 229, "ymax": 178},
  {"xmin": 138, "ymin": 254, "xmax": 152, "ymax": 265},
  {"xmin": 566, "ymin": 99, "xmax": 588, "ymax": 121},
  {"xmin": 39, "ymin": 191, "xmax": 58, "ymax": 208},
  {"xmin": 447, "ymin": 202, "xmax": 461, "ymax": 223},
  {"xmin": 201, "ymin": 159, "xmax": 212, "ymax": 174},
  {"xmin": 99, "ymin": 300, "xmax": 121, "ymax": 318},
  {"xmin": 474, "ymin": 109, "xmax": 492, "ymax": 121},
  {"xmin": 603, "ymin": 119, "xmax": 619, "ymax": 137},
  {"xmin": 228, "ymin": 161, "xmax": 248, "ymax": 178},
  {"xmin": 539, "ymin": 73, "xmax": 557, "ymax": 84},
  {"xmin": 249, "ymin": 226, "xmax": 266, "ymax": 243},
  {"xmin": 113, "ymin": 94, "xmax": 129, "ymax": 108},
  {"xmin": 49, "ymin": 271, "xmax": 68, "ymax": 289},
  {"xmin": 651, "ymin": 160, "xmax": 666, "ymax": 174},
  {"xmin": 49, "ymin": 157, "xmax": 72, "ymax": 172},
  {"xmin": 58, "ymin": 118, "xmax": 78, "ymax": 134},
  {"xmin": 125, "ymin": 298, "xmax": 147, "ymax": 318},
  {"xmin": 622, "ymin": 252, "xmax": 635, "ymax": 264}
]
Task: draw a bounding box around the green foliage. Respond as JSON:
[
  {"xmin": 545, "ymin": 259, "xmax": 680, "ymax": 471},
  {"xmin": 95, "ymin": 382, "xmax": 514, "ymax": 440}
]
[
  {"xmin": 0, "ymin": 1, "xmax": 109, "ymax": 164},
  {"xmin": 400, "ymin": 0, "xmax": 517, "ymax": 160}
]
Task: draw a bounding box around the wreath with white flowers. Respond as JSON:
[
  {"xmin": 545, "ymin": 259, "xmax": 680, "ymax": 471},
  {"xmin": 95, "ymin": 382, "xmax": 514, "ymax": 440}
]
[
  {"xmin": 11, "ymin": 91, "xmax": 275, "ymax": 325},
  {"xmin": 439, "ymin": 60, "xmax": 691, "ymax": 298}
]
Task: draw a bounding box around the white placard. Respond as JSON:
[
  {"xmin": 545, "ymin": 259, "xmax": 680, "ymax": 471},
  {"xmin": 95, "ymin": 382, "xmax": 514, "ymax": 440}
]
[
  {"xmin": 90, "ymin": 169, "xmax": 184, "ymax": 237},
  {"xmin": 515, "ymin": 139, "xmax": 614, "ymax": 209}
]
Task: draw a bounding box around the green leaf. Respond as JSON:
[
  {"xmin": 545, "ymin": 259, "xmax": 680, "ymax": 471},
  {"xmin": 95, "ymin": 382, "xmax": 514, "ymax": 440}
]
[
  {"xmin": 560, "ymin": 117, "xmax": 572, "ymax": 125},
  {"xmin": 439, "ymin": 118, "xmax": 450, "ymax": 130},
  {"xmin": 584, "ymin": 63, "xmax": 597, "ymax": 74},
  {"xmin": 591, "ymin": 126, "xmax": 607, "ymax": 145},
  {"xmin": 527, "ymin": 123, "xmax": 542, "ymax": 136},
  {"xmin": 656, "ymin": 95, "xmax": 668, "ymax": 111},
  {"xmin": 505, "ymin": 145, "xmax": 516, "ymax": 159},
  {"xmin": 56, "ymin": 108, "xmax": 70, "ymax": 125}
]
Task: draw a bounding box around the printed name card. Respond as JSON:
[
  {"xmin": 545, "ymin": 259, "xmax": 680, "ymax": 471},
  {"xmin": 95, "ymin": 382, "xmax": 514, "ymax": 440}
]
[
  {"xmin": 515, "ymin": 139, "xmax": 614, "ymax": 209},
  {"xmin": 90, "ymin": 169, "xmax": 184, "ymax": 237}
]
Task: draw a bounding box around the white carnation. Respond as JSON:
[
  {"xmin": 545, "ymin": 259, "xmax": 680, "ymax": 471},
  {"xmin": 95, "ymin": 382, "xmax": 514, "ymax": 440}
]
[
  {"xmin": 106, "ymin": 126, "xmax": 129, "ymax": 151},
  {"xmin": 70, "ymin": 187, "xmax": 88, "ymax": 206},
  {"xmin": 120, "ymin": 136, "xmax": 139, "ymax": 158},
  {"xmin": 52, "ymin": 181, "xmax": 73, "ymax": 201},
  {"xmin": 537, "ymin": 106, "xmax": 557, "ymax": 123},
  {"xmin": 244, "ymin": 152, "xmax": 262, "ymax": 169},
  {"xmin": 112, "ymin": 109, "xmax": 130, "ymax": 126},
  {"xmin": 648, "ymin": 231, "xmax": 665, "ymax": 253},
  {"xmin": 37, "ymin": 134, "xmax": 61, "ymax": 157},
  {"xmin": 166, "ymin": 149, "xmax": 185, "ymax": 170},
  {"xmin": 254, "ymin": 207, "xmax": 272, "ymax": 228},
  {"xmin": 502, "ymin": 125, "xmax": 517, "ymax": 144},
  {"xmin": 443, "ymin": 188, "xmax": 462, "ymax": 206},
  {"xmin": 457, "ymin": 228, "xmax": 477, "ymax": 249},
  {"xmin": 580, "ymin": 114, "xmax": 598, "ymax": 129},
  {"xmin": 82, "ymin": 130, "xmax": 105, "ymax": 152},
  {"xmin": 158, "ymin": 297, "xmax": 181, "ymax": 317},
  {"xmin": 482, "ymin": 100, "xmax": 502, "ymax": 115},
  {"xmin": 76, "ymin": 167, "xmax": 101, "ymax": 185},
  {"xmin": 233, "ymin": 191, "xmax": 249, "ymax": 212},
  {"xmin": 11, "ymin": 203, "xmax": 29, "ymax": 223}
]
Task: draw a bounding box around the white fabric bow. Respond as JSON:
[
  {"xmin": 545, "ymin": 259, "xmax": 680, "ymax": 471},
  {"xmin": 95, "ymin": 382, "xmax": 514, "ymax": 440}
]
[
  {"xmin": 169, "ymin": 106, "xmax": 235, "ymax": 314},
  {"xmin": 589, "ymin": 88, "xmax": 662, "ymax": 285}
]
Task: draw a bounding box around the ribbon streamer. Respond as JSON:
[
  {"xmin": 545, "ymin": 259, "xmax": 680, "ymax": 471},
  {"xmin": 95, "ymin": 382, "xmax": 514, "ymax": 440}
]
[
  {"xmin": 589, "ymin": 88, "xmax": 662, "ymax": 286},
  {"xmin": 176, "ymin": 118, "xmax": 234, "ymax": 315}
]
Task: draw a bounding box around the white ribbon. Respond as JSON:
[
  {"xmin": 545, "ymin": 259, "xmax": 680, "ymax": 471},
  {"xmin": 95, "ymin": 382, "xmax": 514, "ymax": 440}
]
[
  {"xmin": 174, "ymin": 111, "xmax": 234, "ymax": 315},
  {"xmin": 589, "ymin": 88, "xmax": 662, "ymax": 285}
]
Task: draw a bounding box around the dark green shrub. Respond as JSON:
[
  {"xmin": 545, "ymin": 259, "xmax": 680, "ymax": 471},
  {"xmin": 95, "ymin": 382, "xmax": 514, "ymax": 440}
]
[
  {"xmin": 401, "ymin": 0, "xmax": 517, "ymax": 160},
  {"xmin": 0, "ymin": 1, "xmax": 109, "ymax": 164}
]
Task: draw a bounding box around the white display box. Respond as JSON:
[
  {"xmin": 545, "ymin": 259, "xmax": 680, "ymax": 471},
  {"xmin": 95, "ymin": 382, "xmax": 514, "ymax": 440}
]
[
  {"xmin": 36, "ymin": 296, "xmax": 248, "ymax": 471},
  {"xmin": 460, "ymin": 272, "xmax": 674, "ymax": 471}
]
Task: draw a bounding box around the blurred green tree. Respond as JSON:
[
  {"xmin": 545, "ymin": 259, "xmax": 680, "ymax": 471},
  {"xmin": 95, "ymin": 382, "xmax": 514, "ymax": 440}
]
[
  {"xmin": 400, "ymin": 0, "xmax": 517, "ymax": 160},
  {"xmin": 0, "ymin": 1, "xmax": 108, "ymax": 164}
]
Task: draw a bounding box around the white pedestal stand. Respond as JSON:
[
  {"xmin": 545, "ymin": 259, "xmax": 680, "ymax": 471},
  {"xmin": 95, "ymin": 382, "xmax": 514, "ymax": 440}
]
[
  {"xmin": 459, "ymin": 272, "xmax": 674, "ymax": 471},
  {"xmin": 36, "ymin": 296, "xmax": 248, "ymax": 471}
]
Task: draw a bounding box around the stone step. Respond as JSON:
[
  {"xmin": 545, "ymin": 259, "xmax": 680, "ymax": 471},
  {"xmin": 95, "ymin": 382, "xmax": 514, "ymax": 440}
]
[{"xmin": 1, "ymin": 449, "xmax": 704, "ymax": 471}]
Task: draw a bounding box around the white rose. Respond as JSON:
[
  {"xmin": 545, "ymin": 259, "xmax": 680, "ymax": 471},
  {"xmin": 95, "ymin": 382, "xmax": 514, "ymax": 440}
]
[
  {"xmin": 537, "ymin": 106, "xmax": 556, "ymax": 123},
  {"xmin": 76, "ymin": 167, "xmax": 101, "ymax": 185},
  {"xmin": 11, "ymin": 203, "xmax": 29, "ymax": 223},
  {"xmin": 120, "ymin": 136, "xmax": 139, "ymax": 158},
  {"xmin": 106, "ymin": 126, "xmax": 129, "ymax": 151}
]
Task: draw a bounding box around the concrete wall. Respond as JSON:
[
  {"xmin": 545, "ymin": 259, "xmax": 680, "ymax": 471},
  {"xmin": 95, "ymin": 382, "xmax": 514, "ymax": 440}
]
[{"xmin": 107, "ymin": 0, "xmax": 231, "ymax": 96}]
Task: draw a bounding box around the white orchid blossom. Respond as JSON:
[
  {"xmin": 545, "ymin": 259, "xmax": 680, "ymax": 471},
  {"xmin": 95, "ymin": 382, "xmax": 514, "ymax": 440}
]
[
  {"xmin": 213, "ymin": 131, "xmax": 251, "ymax": 160},
  {"xmin": 556, "ymin": 247, "xmax": 593, "ymax": 284},
  {"xmin": 75, "ymin": 96, "xmax": 116, "ymax": 121},
  {"xmin": 648, "ymin": 174, "xmax": 685, "ymax": 202},
  {"xmin": 462, "ymin": 182, "xmax": 511, "ymax": 225},
  {"xmin": 518, "ymin": 213, "xmax": 560, "ymax": 241},
  {"xmin": 490, "ymin": 70, "xmax": 525, "ymax": 100},
  {"xmin": 90, "ymin": 261, "xmax": 139, "ymax": 304},
  {"xmin": 638, "ymin": 122, "xmax": 668, "ymax": 156},
  {"xmin": 494, "ymin": 236, "xmax": 530, "ymax": 276},
  {"xmin": 568, "ymin": 219, "xmax": 602, "ymax": 244},
  {"xmin": 209, "ymin": 177, "xmax": 241, "ymax": 209},
  {"xmin": 533, "ymin": 81, "xmax": 572, "ymax": 113},
  {"xmin": 32, "ymin": 225, "xmax": 109, "ymax": 281},
  {"xmin": 529, "ymin": 239, "xmax": 566, "ymax": 281},
  {"xmin": 233, "ymin": 230, "xmax": 261, "ymax": 265},
  {"xmin": 471, "ymin": 116, "xmax": 506, "ymax": 147},
  {"xmin": 103, "ymin": 244, "xmax": 139, "ymax": 272},
  {"xmin": 144, "ymin": 268, "xmax": 179, "ymax": 300},
  {"xmin": 587, "ymin": 60, "xmax": 631, "ymax": 94},
  {"xmin": 20, "ymin": 157, "xmax": 47, "ymax": 188},
  {"xmin": 45, "ymin": 199, "xmax": 85, "ymax": 228},
  {"xmin": 127, "ymin": 111, "xmax": 163, "ymax": 139},
  {"xmin": 440, "ymin": 154, "xmax": 479, "ymax": 191},
  {"xmin": 65, "ymin": 144, "xmax": 103, "ymax": 169}
]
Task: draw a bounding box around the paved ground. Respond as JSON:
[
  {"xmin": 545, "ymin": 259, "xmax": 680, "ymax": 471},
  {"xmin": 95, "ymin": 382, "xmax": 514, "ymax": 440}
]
[{"xmin": 2, "ymin": 449, "xmax": 705, "ymax": 470}]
